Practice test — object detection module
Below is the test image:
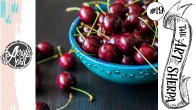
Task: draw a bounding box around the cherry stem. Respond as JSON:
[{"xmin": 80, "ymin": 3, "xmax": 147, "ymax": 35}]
[
  {"xmin": 76, "ymin": 27, "xmax": 85, "ymax": 39},
  {"xmin": 87, "ymin": 12, "xmax": 100, "ymax": 36},
  {"xmin": 81, "ymin": 22, "xmax": 110, "ymax": 40},
  {"xmin": 74, "ymin": 32, "xmax": 97, "ymax": 36},
  {"xmin": 57, "ymin": 45, "xmax": 63, "ymax": 56},
  {"xmin": 141, "ymin": 10, "xmax": 147, "ymax": 15},
  {"xmin": 70, "ymin": 87, "xmax": 94, "ymax": 102},
  {"xmin": 68, "ymin": 48, "xmax": 74, "ymax": 54},
  {"xmin": 86, "ymin": 1, "xmax": 108, "ymax": 6},
  {"xmin": 107, "ymin": 0, "xmax": 110, "ymax": 13},
  {"xmin": 66, "ymin": 7, "xmax": 80, "ymax": 12},
  {"xmin": 133, "ymin": 46, "xmax": 158, "ymax": 73},
  {"xmin": 36, "ymin": 54, "xmax": 59, "ymax": 64},
  {"xmin": 94, "ymin": 2, "xmax": 106, "ymax": 15},
  {"xmin": 151, "ymin": 26, "xmax": 158, "ymax": 46},
  {"xmin": 125, "ymin": 0, "xmax": 141, "ymax": 7},
  {"xmin": 56, "ymin": 93, "xmax": 73, "ymax": 110}
]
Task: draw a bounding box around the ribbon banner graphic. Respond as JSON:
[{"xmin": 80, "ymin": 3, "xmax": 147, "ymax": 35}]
[{"xmin": 161, "ymin": 1, "xmax": 192, "ymax": 109}]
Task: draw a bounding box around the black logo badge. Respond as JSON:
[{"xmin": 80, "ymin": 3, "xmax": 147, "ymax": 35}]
[{"xmin": 1, "ymin": 40, "xmax": 32, "ymax": 69}]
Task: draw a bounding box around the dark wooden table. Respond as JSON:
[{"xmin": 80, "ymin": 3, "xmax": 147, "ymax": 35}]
[{"xmin": 36, "ymin": 0, "xmax": 158, "ymax": 110}]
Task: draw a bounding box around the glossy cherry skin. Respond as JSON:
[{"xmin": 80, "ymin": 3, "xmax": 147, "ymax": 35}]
[
  {"xmin": 138, "ymin": 16, "xmax": 154, "ymax": 33},
  {"xmin": 37, "ymin": 42, "xmax": 53, "ymax": 57},
  {"xmin": 106, "ymin": 34, "xmax": 120, "ymax": 45},
  {"xmin": 36, "ymin": 102, "xmax": 50, "ymax": 110},
  {"xmin": 76, "ymin": 35, "xmax": 85, "ymax": 45},
  {"xmin": 56, "ymin": 72, "xmax": 76, "ymax": 92},
  {"xmin": 124, "ymin": 13, "xmax": 139, "ymax": 31},
  {"xmin": 117, "ymin": 33, "xmax": 137, "ymax": 54},
  {"xmin": 127, "ymin": 4, "xmax": 143, "ymax": 14},
  {"xmin": 36, "ymin": 74, "xmax": 41, "ymax": 92},
  {"xmin": 121, "ymin": 54, "xmax": 133, "ymax": 65},
  {"xmin": 153, "ymin": 38, "xmax": 158, "ymax": 49},
  {"xmin": 82, "ymin": 36, "xmax": 101, "ymax": 54},
  {"xmin": 103, "ymin": 13, "xmax": 123, "ymax": 35},
  {"xmin": 58, "ymin": 53, "xmax": 76, "ymax": 69},
  {"xmin": 134, "ymin": 43, "xmax": 158, "ymax": 64},
  {"xmin": 98, "ymin": 13, "xmax": 105, "ymax": 25},
  {"xmin": 79, "ymin": 6, "xmax": 96, "ymax": 24},
  {"xmin": 98, "ymin": 43, "xmax": 118, "ymax": 62},
  {"xmin": 131, "ymin": 30, "xmax": 144, "ymax": 43},
  {"xmin": 109, "ymin": 2, "xmax": 126, "ymax": 18}
]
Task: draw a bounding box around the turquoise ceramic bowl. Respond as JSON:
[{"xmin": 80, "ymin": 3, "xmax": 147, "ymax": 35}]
[{"xmin": 69, "ymin": 5, "xmax": 158, "ymax": 84}]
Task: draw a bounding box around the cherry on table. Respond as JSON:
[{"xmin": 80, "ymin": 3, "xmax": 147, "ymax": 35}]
[
  {"xmin": 58, "ymin": 53, "xmax": 76, "ymax": 70},
  {"xmin": 37, "ymin": 42, "xmax": 53, "ymax": 57},
  {"xmin": 116, "ymin": 33, "xmax": 138, "ymax": 54},
  {"xmin": 98, "ymin": 43, "xmax": 119, "ymax": 62},
  {"xmin": 79, "ymin": 5, "xmax": 96, "ymax": 24},
  {"xmin": 134, "ymin": 43, "xmax": 157, "ymax": 65},
  {"xmin": 36, "ymin": 102, "xmax": 50, "ymax": 110},
  {"xmin": 103, "ymin": 13, "xmax": 123, "ymax": 35}
]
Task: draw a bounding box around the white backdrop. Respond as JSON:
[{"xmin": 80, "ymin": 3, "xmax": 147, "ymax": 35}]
[{"xmin": 158, "ymin": 0, "xmax": 196, "ymax": 110}]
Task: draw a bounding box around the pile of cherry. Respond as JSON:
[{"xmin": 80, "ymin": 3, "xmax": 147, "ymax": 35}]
[
  {"xmin": 36, "ymin": 42, "xmax": 93, "ymax": 110},
  {"xmin": 69, "ymin": 0, "xmax": 158, "ymax": 66}
]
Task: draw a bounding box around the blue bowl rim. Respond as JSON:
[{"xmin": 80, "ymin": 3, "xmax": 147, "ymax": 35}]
[{"xmin": 69, "ymin": 17, "xmax": 158, "ymax": 70}]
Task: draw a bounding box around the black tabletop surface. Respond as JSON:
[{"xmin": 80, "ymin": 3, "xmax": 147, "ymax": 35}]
[{"xmin": 36, "ymin": 0, "xmax": 158, "ymax": 110}]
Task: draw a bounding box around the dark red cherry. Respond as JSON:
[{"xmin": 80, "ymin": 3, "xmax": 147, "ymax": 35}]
[
  {"xmin": 98, "ymin": 13, "xmax": 105, "ymax": 25},
  {"xmin": 131, "ymin": 30, "xmax": 144, "ymax": 43},
  {"xmin": 109, "ymin": 2, "xmax": 126, "ymax": 18},
  {"xmin": 124, "ymin": 13, "xmax": 139, "ymax": 31},
  {"xmin": 36, "ymin": 74, "xmax": 41, "ymax": 92},
  {"xmin": 36, "ymin": 102, "xmax": 50, "ymax": 110},
  {"xmin": 58, "ymin": 53, "xmax": 76, "ymax": 69},
  {"xmin": 138, "ymin": 16, "xmax": 154, "ymax": 33},
  {"xmin": 153, "ymin": 38, "xmax": 158, "ymax": 49},
  {"xmin": 82, "ymin": 36, "xmax": 101, "ymax": 54},
  {"xmin": 117, "ymin": 33, "xmax": 137, "ymax": 54},
  {"xmin": 76, "ymin": 35, "xmax": 85, "ymax": 45},
  {"xmin": 37, "ymin": 42, "xmax": 53, "ymax": 57},
  {"xmin": 121, "ymin": 54, "xmax": 133, "ymax": 65},
  {"xmin": 103, "ymin": 13, "xmax": 123, "ymax": 35},
  {"xmin": 79, "ymin": 6, "xmax": 96, "ymax": 24},
  {"xmin": 98, "ymin": 43, "xmax": 118, "ymax": 62},
  {"xmin": 115, "ymin": 0, "xmax": 127, "ymax": 4},
  {"xmin": 56, "ymin": 72, "xmax": 76, "ymax": 92},
  {"xmin": 127, "ymin": 4, "xmax": 143, "ymax": 14},
  {"xmin": 134, "ymin": 43, "xmax": 157, "ymax": 64},
  {"xmin": 106, "ymin": 34, "xmax": 120, "ymax": 45}
]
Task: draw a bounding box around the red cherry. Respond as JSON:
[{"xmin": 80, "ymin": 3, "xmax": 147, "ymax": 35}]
[
  {"xmin": 131, "ymin": 30, "xmax": 144, "ymax": 43},
  {"xmin": 116, "ymin": 33, "xmax": 138, "ymax": 54},
  {"xmin": 36, "ymin": 102, "xmax": 50, "ymax": 110},
  {"xmin": 106, "ymin": 34, "xmax": 120, "ymax": 45},
  {"xmin": 79, "ymin": 6, "xmax": 96, "ymax": 24},
  {"xmin": 98, "ymin": 43, "xmax": 118, "ymax": 62},
  {"xmin": 98, "ymin": 13, "xmax": 105, "ymax": 25},
  {"xmin": 76, "ymin": 35, "xmax": 85, "ymax": 45},
  {"xmin": 103, "ymin": 13, "xmax": 123, "ymax": 35},
  {"xmin": 109, "ymin": 2, "xmax": 126, "ymax": 18},
  {"xmin": 134, "ymin": 43, "xmax": 157, "ymax": 64},
  {"xmin": 138, "ymin": 16, "xmax": 155, "ymax": 34},
  {"xmin": 58, "ymin": 53, "xmax": 76, "ymax": 69},
  {"xmin": 121, "ymin": 54, "xmax": 133, "ymax": 65},
  {"xmin": 127, "ymin": 3, "xmax": 143, "ymax": 14},
  {"xmin": 37, "ymin": 42, "xmax": 53, "ymax": 57},
  {"xmin": 56, "ymin": 72, "xmax": 76, "ymax": 92},
  {"xmin": 124, "ymin": 13, "xmax": 139, "ymax": 31},
  {"xmin": 82, "ymin": 36, "xmax": 101, "ymax": 54}
]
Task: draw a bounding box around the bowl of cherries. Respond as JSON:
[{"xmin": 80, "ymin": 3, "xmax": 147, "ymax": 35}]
[{"xmin": 68, "ymin": 0, "xmax": 158, "ymax": 84}]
